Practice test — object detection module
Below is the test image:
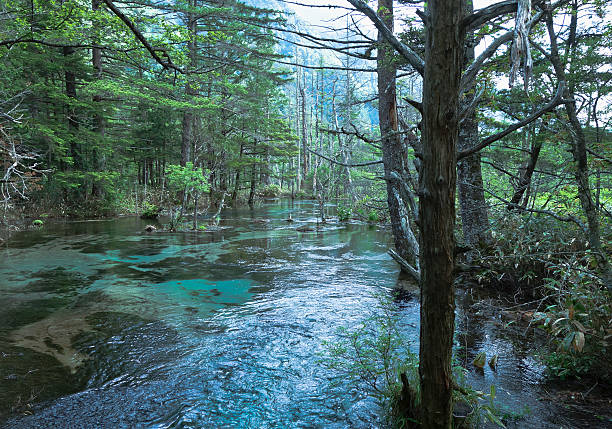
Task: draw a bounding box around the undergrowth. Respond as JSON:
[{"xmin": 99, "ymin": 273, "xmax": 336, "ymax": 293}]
[{"xmin": 472, "ymin": 211, "xmax": 611, "ymax": 381}]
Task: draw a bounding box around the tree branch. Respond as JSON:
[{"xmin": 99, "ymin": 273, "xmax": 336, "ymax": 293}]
[
  {"xmin": 102, "ymin": 0, "xmax": 184, "ymax": 73},
  {"xmin": 307, "ymin": 148, "xmax": 382, "ymax": 168},
  {"xmin": 345, "ymin": 0, "xmax": 424, "ymax": 75},
  {"xmin": 457, "ymin": 81, "xmax": 566, "ymax": 160}
]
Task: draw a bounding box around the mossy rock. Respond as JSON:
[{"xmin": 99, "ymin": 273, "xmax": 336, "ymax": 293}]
[{"xmin": 32, "ymin": 219, "xmax": 43, "ymax": 227}]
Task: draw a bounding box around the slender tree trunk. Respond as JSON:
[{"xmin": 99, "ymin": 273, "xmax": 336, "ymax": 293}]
[
  {"xmin": 544, "ymin": 6, "xmax": 611, "ymax": 288},
  {"xmin": 181, "ymin": 0, "xmax": 197, "ymax": 167},
  {"xmin": 377, "ymin": 0, "xmax": 416, "ymax": 272},
  {"xmin": 300, "ymin": 83, "xmax": 308, "ymax": 187},
  {"xmin": 418, "ymin": 1, "xmax": 464, "ymax": 427},
  {"xmin": 248, "ymin": 140, "xmax": 257, "ymax": 206},
  {"xmin": 91, "ymin": 0, "xmax": 104, "ymax": 198},
  {"xmin": 63, "ymin": 46, "xmax": 80, "ymax": 170},
  {"xmin": 509, "ymin": 132, "xmax": 543, "ymax": 208},
  {"xmin": 231, "ymin": 144, "xmax": 243, "ymax": 204}
]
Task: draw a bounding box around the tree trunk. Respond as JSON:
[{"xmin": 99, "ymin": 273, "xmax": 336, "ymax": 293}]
[
  {"xmin": 377, "ymin": 0, "xmax": 417, "ymax": 272},
  {"xmin": 181, "ymin": 0, "xmax": 197, "ymax": 167},
  {"xmin": 63, "ymin": 46, "xmax": 80, "ymax": 170},
  {"xmin": 248, "ymin": 140, "xmax": 257, "ymax": 206},
  {"xmin": 544, "ymin": 6, "xmax": 611, "ymax": 288},
  {"xmin": 457, "ymin": 119, "xmax": 491, "ymax": 246},
  {"xmin": 231, "ymin": 144, "xmax": 244, "ymax": 204},
  {"xmin": 91, "ymin": 0, "xmax": 105, "ymax": 198},
  {"xmin": 418, "ymin": 1, "xmax": 463, "ymax": 427},
  {"xmin": 508, "ymin": 131, "xmax": 543, "ymax": 209},
  {"xmin": 457, "ymin": 0, "xmax": 490, "ymax": 247},
  {"xmin": 300, "ymin": 83, "xmax": 309, "ymax": 188}
]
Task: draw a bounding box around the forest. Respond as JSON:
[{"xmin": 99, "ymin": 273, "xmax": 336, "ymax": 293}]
[{"xmin": 0, "ymin": 0, "xmax": 611, "ymax": 428}]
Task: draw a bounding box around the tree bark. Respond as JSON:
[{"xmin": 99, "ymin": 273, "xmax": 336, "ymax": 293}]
[
  {"xmin": 458, "ymin": 4, "xmax": 491, "ymax": 247},
  {"xmin": 377, "ymin": 0, "xmax": 417, "ymax": 272},
  {"xmin": 508, "ymin": 130, "xmax": 543, "ymax": 209},
  {"xmin": 418, "ymin": 1, "xmax": 464, "ymax": 427}
]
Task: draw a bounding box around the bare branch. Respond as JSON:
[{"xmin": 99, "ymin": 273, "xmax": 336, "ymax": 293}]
[{"xmin": 307, "ymin": 148, "xmax": 382, "ymax": 168}]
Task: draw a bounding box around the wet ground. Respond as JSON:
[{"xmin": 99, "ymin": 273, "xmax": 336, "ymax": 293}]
[{"xmin": 1, "ymin": 200, "xmax": 610, "ymax": 428}]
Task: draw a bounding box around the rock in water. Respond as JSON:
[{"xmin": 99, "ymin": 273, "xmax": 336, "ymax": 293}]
[
  {"xmin": 144, "ymin": 225, "xmax": 157, "ymax": 233},
  {"xmin": 296, "ymin": 225, "xmax": 314, "ymax": 232},
  {"xmin": 473, "ymin": 351, "xmax": 486, "ymax": 368}
]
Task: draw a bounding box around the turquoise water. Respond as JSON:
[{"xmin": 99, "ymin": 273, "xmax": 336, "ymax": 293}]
[{"xmin": 0, "ymin": 201, "xmax": 606, "ymax": 428}]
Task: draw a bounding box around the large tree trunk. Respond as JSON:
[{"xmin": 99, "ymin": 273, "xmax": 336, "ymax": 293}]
[
  {"xmin": 458, "ymin": 115, "xmax": 491, "ymax": 246},
  {"xmin": 418, "ymin": 1, "xmax": 464, "ymax": 427},
  {"xmin": 457, "ymin": 0, "xmax": 490, "ymax": 248},
  {"xmin": 377, "ymin": 0, "xmax": 418, "ymax": 273}
]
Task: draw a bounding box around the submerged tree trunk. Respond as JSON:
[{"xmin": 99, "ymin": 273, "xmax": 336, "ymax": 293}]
[
  {"xmin": 377, "ymin": 0, "xmax": 417, "ymax": 273},
  {"xmin": 418, "ymin": 1, "xmax": 463, "ymax": 427}
]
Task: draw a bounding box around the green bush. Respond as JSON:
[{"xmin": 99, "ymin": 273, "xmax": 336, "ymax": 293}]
[
  {"xmin": 368, "ymin": 210, "xmax": 379, "ymax": 223},
  {"xmin": 258, "ymin": 184, "xmax": 282, "ymax": 198},
  {"xmin": 140, "ymin": 202, "xmax": 161, "ymax": 219},
  {"xmin": 337, "ymin": 204, "xmax": 352, "ymax": 221},
  {"xmin": 319, "ymin": 294, "xmax": 512, "ymax": 427}
]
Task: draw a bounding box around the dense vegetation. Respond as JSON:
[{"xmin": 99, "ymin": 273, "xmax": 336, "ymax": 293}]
[{"xmin": 1, "ymin": 0, "xmax": 611, "ymax": 427}]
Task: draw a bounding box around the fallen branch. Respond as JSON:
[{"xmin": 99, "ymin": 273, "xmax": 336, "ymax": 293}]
[{"xmin": 388, "ymin": 248, "xmax": 420, "ymax": 283}]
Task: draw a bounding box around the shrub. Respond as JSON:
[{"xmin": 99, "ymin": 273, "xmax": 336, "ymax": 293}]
[
  {"xmin": 337, "ymin": 204, "xmax": 351, "ymax": 221},
  {"xmin": 140, "ymin": 202, "xmax": 161, "ymax": 219},
  {"xmin": 258, "ymin": 184, "xmax": 282, "ymax": 198}
]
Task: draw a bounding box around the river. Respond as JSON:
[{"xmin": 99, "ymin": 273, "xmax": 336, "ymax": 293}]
[{"xmin": 0, "ymin": 201, "xmax": 607, "ymax": 428}]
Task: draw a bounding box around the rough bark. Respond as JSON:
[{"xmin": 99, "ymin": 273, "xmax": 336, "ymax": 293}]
[
  {"xmin": 418, "ymin": 1, "xmax": 464, "ymax": 427},
  {"xmin": 458, "ymin": 1, "xmax": 491, "ymax": 247},
  {"xmin": 377, "ymin": 0, "xmax": 417, "ymax": 272}
]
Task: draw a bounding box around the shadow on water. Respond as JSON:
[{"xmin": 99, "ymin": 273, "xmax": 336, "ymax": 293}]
[{"xmin": 0, "ymin": 200, "xmax": 609, "ymax": 428}]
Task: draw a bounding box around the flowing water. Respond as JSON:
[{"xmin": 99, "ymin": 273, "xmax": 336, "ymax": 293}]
[{"xmin": 0, "ymin": 201, "xmax": 608, "ymax": 428}]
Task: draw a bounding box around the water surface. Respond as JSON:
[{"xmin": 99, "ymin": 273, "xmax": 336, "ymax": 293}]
[{"xmin": 1, "ymin": 201, "xmax": 608, "ymax": 428}]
